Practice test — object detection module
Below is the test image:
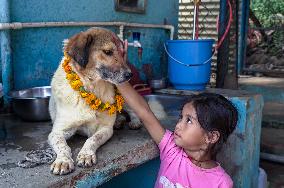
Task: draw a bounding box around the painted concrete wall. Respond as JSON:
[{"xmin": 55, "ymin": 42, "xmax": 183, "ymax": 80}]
[{"xmin": 1, "ymin": 0, "xmax": 179, "ymax": 89}]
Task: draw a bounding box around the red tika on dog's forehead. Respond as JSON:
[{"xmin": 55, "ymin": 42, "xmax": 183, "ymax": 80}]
[{"xmin": 111, "ymin": 33, "xmax": 124, "ymax": 57}]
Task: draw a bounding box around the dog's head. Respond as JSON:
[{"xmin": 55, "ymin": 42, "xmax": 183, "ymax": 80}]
[{"xmin": 64, "ymin": 27, "xmax": 132, "ymax": 84}]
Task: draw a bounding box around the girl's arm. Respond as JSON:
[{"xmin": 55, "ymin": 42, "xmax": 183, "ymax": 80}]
[{"xmin": 116, "ymin": 82, "xmax": 165, "ymax": 144}]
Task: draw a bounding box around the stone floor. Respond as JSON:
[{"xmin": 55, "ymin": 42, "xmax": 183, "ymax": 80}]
[{"xmin": 260, "ymin": 160, "xmax": 284, "ymax": 188}]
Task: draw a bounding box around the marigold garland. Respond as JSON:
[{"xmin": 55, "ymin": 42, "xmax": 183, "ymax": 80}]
[{"xmin": 62, "ymin": 52, "xmax": 124, "ymax": 115}]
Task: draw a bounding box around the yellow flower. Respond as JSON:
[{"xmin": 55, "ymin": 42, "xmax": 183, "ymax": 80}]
[
  {"xmin": 108, "ymin": 105, "xmax": 116, "ymax": 115},
  {"xmin": 66, "ymin": 73, "xmax": 76, "ymax": 80},
  {"xmin": 117, "ymin": 105, "xmax": 123, "ymax": 113},
  {"xmin": 102, "ymin": 102, "xmax": 110, "ymax": 110},
  {"xmin": 80, "ymin": 91, "xmax": 88, "ymax": 98},
  {"xmin": 74, "ymin": 74, "xmax": 80, "ymax": 80},
  {"xmin": 62, "ymin": 60, "xmax": 68, "ymax": 68},
  {"xmin": 70, "ymin": 80, "xmax": 82, "ymax": 90},
  {"xmin": 64, "ymin": 52, "xmax": 71, "ymax": 61}
]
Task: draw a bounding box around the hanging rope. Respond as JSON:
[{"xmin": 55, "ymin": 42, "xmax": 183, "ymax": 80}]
[{"xmin": 17, "ymin": 148, "xmax": 56, "ymax": 168}]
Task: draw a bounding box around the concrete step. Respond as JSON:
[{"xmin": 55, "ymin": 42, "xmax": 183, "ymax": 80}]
[
  {"xmin": 261, "ymin": 127, "xmax": 284, "ymax": 156},
  {"xmin": 262, "ymin": 102, "xmax": 284, "ymax": 128},
  {"xmin": 239, "ymin": 76, "xmax": 284, "ymax": 104}
]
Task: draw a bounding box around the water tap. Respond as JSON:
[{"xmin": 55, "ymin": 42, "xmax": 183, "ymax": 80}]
[
  {"xmin": 128, "ymin": 32, "xmax": 142, "ymax": 48},
  {"xmin": 128, "ymin": 32, "xmax": 143, "ymax": 61}
]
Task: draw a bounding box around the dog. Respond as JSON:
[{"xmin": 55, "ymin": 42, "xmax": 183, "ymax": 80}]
[{"xmin": 48, "ymin": 27, "xmax": 143, "ymax": 175}]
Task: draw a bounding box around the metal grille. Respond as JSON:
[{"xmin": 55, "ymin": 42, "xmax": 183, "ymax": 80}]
[
  {"xmin": 178, "ymin": 0, "xmax": 220, "ymax": 40},
  {"xmin": 178, "ymin": 0, "xmax": 239, "ymax": 86}
]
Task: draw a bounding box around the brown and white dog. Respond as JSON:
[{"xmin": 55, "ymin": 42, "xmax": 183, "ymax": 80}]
[{"xmin": 48, "ymin": 27, "xmax": 142, "ymax": 175}]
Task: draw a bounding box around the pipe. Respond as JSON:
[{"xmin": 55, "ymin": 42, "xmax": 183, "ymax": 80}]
[
  {"xmin": 260, "ymin": 152, "xmax": 284, "ymax": 164},
  {"xmin": 216, "ymin": 0, "xmax": 230, "ymax": 88},
  {"xmin": 238, "ymin": 0, "xmax": 250, "ymax": 74},
  {"xmin": 0, "ymin": 0, "xmax": 12, "ymax": 107},
  {"xmin": 0, "ymin": 21, "xmax": 175, "ymax": 40},
  {"xmin": 118, "ymin": 25, "xmax": 124, "ymax": 41}
]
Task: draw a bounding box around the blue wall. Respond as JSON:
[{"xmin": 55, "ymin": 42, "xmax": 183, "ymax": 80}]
[{"xmin": 1, "ymin": 0, "xmax": 179, "ymax": 89}]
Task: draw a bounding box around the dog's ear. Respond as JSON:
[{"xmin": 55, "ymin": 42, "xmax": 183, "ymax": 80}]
[{"xmin": 65, "ymin": 32, "xmax": 94, "ymax": 68}]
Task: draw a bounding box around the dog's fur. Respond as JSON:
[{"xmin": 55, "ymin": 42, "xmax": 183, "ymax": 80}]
[{"xmin": 48, "ymin": 28, "xmax": 140, "ymax": 175}]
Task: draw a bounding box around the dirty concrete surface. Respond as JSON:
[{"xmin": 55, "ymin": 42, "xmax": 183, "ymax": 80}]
[
  {"xmin": 0, "ymin": 89, "xmax": 263, "ymax": 187},
  {"xmin": 0, "ymin": 114, "xmax": 177, "ymax": 187}
]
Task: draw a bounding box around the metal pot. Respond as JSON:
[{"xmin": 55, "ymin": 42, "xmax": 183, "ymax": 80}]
[
  {"xmin": 9, "ymin": 86, "xmax": 51, "ymax": 121},
  {"xmin": 149, "ymin": 78, "xmax": 167, "ymax": 89}
]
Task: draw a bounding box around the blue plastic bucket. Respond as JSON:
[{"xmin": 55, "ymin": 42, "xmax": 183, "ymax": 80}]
[{"xmin": 165, "ymin": 39, "xmax": 214, "ymax": 91}]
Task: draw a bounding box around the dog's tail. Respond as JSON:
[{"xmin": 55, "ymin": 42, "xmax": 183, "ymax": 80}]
[{"xmin": 147, "ymin": 100, "xmax": 167, "ymax": 120}]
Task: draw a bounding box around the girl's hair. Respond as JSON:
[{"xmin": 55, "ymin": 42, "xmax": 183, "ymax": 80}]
[{"xmin": 185, "ymin": 92, "xmax": 238, "ymax": 158}]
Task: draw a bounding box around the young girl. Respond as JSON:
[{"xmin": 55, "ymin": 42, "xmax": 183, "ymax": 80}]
[{"xmin": 116, "ymin": 42, "xmax": 238, "ymax": 188}]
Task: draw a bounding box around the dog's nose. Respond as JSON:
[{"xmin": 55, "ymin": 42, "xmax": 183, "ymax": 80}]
[{"xmin": 124, "ymin": 72, "xmax": 133, "ymax": 80}]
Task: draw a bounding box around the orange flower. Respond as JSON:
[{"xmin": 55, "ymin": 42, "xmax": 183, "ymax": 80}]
[
  {"xmin": 64, "ymin": 65, "xmax": 72, "ymax": 73},
  {"xmin": 94, "ymin": 99, "xmax": 102, "ymax": 107},
  {"xmin": 108, "ymin": 105, "xmax": 116, "ymax": 115},
  {"xmin": 115, "ymin": 95, "xmax": 124, "ymax": 102},
  {"xmin": 90, "ymin": 104, "xmax": 98, "ymax": 110},
  {"xmin": 85, "ymin": 93, "xmax": 96, "ymax": 104}
]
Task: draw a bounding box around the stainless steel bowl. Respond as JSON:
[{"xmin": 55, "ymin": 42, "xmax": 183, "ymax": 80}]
[
  {"xmin": 149, "ymin": 78, "xmax": 167, "ymax": 89},
  {"xmin": 9, "ymin": 86, "xmax": 51, "ymax": 121}
]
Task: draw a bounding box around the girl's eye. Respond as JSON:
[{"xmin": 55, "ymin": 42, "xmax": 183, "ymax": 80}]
[
  {"xmin": 187, "ymin": 117, "xmax": 192, "ymax": 124},
  {"xmin": 103, "ymin": 50, "xmax": 113, "ymax": 56}
]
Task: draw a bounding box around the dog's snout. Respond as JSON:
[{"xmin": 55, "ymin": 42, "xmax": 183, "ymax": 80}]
[{"xmin": 123, "ymin": 72, "xmax": 133, "ymax": 80}]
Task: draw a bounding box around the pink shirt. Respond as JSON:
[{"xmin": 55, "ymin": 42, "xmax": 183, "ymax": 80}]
[{"xmin": 155, "ymin": 130, "xmax": 233, "ymax": 188}]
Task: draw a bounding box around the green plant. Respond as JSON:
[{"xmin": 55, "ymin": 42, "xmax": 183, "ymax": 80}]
[{"xmin": 251, "ymin": 0, "xmax": 284, "ymax": 27}]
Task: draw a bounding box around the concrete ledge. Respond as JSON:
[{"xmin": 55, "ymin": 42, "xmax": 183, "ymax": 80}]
[
  {"xmin": 0, "ymin": 88, "xmax": 264, "ymax": 188},
  {"xmin": 0, "ymin": 114, "xmax": 161, "ymax": 188}
]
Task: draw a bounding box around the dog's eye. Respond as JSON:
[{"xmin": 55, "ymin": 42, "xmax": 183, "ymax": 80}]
[{"xmin": 103, "ymin": 50, "xmax": 113, "ymax": 56}]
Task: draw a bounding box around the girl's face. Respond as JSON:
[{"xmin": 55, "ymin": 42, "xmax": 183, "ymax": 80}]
[{"xmin": 174, "ymin": 103, "xmax": 207, "ymax": 151}]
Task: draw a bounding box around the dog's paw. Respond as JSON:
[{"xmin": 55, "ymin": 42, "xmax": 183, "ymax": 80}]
[
  {"xmin": 128, "ymin": 121, "xmax": 142, "ymax": 130},
  {"xmin": 50, "ymin": 156, "xmax": 74, "ymax": 175},
  {"xmin": 114, "ymin": 113, "xmax": 127, "ymax": 130},
  {"xmin": 76, "ymin": 152, "xmax": 97, "ymax": 168}
]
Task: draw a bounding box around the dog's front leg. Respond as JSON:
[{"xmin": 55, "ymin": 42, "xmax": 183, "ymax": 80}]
[
  {"xmin": 76, "ymin": 126, "xmax": 113, "ymax": 167},
  {"xmin": 48, "ymin": 129, "xmax": 76, "ymax": 175},
  {"xmin": 124, "ymin": 105, "xmax": 142, "ymax": 129}
]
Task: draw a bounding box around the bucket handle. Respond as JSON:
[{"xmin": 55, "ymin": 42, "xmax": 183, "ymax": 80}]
[{"xmin": 164, "ymin": 43, "xmax": 214, "ymax": 67}]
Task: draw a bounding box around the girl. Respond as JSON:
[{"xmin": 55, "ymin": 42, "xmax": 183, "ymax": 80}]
[{"xmin": 116, "ymin": 42, "xmax": 238, "ymax": 188}]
